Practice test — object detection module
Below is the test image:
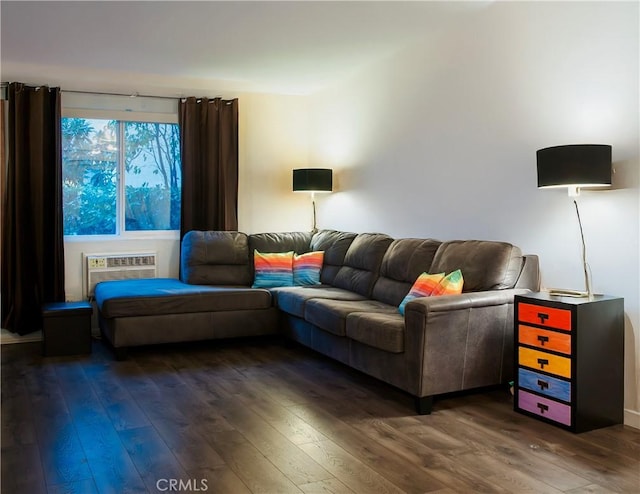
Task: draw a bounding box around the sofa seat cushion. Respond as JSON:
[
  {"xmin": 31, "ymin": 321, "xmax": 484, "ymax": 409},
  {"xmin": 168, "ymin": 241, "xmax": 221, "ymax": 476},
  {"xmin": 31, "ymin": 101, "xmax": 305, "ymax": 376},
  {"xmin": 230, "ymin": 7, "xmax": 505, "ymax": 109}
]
[
  {"xmin": 96, "ymin": 278, "xmax": 272, "ymax": 319},
  {"xmin": 346, "ymin": 312, "xmax": 405, "ymax": 353},
  {"xmin": 271, "ymin": 286, "xmax": 366, "ymax": 318},
  {"xmin": 304, "ymin": 298, "xmax": 397, "ymax": 337}
]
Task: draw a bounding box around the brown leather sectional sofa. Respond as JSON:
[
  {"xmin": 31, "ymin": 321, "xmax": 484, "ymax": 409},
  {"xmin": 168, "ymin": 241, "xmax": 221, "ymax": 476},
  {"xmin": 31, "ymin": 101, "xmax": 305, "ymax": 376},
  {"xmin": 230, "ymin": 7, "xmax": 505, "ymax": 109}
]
[{"xmin": 95, "ymin": 229, "xmax": 540, "ymax": 413}]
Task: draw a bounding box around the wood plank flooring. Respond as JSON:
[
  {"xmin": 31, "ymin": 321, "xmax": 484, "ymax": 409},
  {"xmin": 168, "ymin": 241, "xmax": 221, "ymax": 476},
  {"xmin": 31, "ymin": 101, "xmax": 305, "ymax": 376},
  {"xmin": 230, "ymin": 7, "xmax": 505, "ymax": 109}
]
[{"xmin": 2, "ymin": 337, "xmax": 639, "ymax": 494}]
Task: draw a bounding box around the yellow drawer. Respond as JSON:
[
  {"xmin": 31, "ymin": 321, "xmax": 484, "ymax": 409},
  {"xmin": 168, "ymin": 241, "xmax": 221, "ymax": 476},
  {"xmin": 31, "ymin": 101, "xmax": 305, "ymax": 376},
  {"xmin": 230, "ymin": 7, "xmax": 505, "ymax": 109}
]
[{"xmin": 519, "ymin": 347, "xmax": 571, "ymax": 379}]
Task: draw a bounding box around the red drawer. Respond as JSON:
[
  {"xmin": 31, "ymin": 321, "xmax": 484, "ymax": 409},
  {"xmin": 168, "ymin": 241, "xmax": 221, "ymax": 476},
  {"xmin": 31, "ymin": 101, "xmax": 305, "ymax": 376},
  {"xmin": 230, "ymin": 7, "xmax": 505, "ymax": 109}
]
[
  {"xmin": 518, "ymin": 325, "xmax": 571, "ymax": 355},
  {"xmin": 518, "ymin": 303, "xmax": 572, "ymax": 331}
]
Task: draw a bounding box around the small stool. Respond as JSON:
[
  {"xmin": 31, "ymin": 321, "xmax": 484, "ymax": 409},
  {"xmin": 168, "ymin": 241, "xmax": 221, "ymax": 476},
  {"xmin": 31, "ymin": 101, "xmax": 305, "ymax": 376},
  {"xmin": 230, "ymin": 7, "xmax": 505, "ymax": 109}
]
[{"xmin": 42, "ymin": 301, "xmax": 93, "ymax": 356}]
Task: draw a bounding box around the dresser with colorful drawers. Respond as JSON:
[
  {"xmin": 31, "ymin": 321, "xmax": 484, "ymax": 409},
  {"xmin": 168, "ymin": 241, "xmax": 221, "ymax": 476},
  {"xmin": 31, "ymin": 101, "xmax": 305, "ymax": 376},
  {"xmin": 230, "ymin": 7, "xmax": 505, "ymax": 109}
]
[{"xmin": 514, "ymin": 293, "xmax": 624, "ymax": 433}]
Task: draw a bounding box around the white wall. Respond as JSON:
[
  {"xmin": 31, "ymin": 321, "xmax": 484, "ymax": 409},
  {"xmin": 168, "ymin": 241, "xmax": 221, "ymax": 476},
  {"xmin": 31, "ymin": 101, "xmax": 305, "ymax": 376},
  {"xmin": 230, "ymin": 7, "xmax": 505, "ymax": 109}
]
[
  {"xmin": 308, "ymin": 1, "xmax": 640, "ymax": 425},
  {"xmin": 238, "ymin": 93, "xmax": 313, "ymax": 233}
]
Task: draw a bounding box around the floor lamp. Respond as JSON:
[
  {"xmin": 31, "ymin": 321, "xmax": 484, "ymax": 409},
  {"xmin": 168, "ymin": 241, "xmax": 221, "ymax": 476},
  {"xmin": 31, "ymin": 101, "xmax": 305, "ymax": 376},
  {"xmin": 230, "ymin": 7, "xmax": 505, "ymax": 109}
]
[
  {"xmin": 536, "ymin": 144, "xmax": 612, "ymax": 298},
  {"xmin": 293, "ymin": 168, "xmax": 333, "ymax": 233}
]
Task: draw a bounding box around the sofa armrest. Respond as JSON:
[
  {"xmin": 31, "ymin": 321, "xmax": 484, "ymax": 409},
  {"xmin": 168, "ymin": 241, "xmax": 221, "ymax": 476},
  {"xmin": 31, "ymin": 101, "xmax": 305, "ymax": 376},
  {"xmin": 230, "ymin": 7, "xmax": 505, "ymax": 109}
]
[
  {"xmin": 403, "ymin": 288, "xmax": 532, "ymax": 398},
  {"xmin": 405, "ymin": 288, "xmax": 533, "ymax": 314}
]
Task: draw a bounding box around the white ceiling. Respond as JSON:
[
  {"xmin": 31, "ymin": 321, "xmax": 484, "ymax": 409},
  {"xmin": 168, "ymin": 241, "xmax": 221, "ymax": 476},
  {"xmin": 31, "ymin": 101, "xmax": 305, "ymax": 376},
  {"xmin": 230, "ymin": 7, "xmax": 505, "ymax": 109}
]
[{"xmin": 1, "ymin": 1, "xmax": 488, "ymax": 95}]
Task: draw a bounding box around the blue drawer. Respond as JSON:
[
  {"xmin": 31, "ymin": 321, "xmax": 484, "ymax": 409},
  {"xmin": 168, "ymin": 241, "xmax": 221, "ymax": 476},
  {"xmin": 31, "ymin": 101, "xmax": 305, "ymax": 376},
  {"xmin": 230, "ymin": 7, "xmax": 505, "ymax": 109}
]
[{"xmin": 518, "ymin": 367, "xmax": 571, "ymax": 402}]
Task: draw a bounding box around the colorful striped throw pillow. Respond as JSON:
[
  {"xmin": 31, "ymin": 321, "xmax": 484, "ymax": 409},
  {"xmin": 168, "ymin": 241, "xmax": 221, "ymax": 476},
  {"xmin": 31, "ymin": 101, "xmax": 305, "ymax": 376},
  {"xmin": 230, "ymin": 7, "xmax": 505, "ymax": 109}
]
[
  {"xmin": 430, "ymin": 269, "xmax": 464, "ymax": 296},
  {"xmin": 398, "ymin": 272, "xmax": 445, "ymax": 315},
  {"xmin": 293, "ymin": 251, "xmax": 324, "ymax": 286},
  {"xmin": 398, "ymin": 270, "xmax": 464, "ymax": 315},
  {"xmin": 252, "ymin": 250, "xmax": 294, "ymax": 288}
]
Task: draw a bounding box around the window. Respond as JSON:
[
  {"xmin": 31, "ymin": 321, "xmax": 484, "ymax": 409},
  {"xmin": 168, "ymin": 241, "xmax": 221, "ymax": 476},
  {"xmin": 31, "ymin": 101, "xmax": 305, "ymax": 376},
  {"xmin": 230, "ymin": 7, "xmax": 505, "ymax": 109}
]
[{"xmin": 62, "ymin": 117, "xmax": 181, "ymax": 236}]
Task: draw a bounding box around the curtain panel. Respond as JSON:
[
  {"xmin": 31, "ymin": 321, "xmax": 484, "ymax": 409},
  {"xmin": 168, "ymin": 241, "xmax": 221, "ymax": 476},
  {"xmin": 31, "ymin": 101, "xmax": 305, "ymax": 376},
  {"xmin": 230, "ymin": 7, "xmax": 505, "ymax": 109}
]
[
  {"xmin": 179, "ymin": 97, "xmax": 239, "ymax": 239},
  {"xmin": 1, "ymin": 83, "xmax": 65, "ymax": 335},
  {"xmin": 1, "ymin": 99, "xmax": 5, "ymax": 265}
]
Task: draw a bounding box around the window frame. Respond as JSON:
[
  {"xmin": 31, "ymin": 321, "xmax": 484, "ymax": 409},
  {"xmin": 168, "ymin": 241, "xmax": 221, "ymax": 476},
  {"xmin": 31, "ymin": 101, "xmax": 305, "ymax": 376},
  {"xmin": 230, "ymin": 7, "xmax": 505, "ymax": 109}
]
[{"xmin": 62, "ymin": 107, "xmax": 181, "ymax": 241}]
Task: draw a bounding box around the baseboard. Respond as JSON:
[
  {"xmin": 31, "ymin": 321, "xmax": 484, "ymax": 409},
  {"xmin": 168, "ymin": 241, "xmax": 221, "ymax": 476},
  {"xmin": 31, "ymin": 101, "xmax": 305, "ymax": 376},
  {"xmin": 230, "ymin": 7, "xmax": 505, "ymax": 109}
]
[
  {"xmin": 0, "ymin": 328, "xmax": 42, "ymax": 344},
  {"xmin": 624, "ymin": 408, "xmax": 640, "ymax": 430}
]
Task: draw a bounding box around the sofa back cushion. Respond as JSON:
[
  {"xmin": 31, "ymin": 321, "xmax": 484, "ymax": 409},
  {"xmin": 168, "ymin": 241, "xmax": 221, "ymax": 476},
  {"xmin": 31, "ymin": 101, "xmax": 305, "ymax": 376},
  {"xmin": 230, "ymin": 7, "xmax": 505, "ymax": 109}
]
[
  {"xmin": 248, "ymin": 231, "xmax": 313, "ymax": 274},
  {"xmin": 371, "ymin": 238, "xmax": 442, "ymax": 306},
  {"xmin": 249, "ymin": 232, "xmax": 312, "ymax": 256},
  {"xmin": 332, "ymin": 233, "xmax": 393, "ymax": 297},
  {"xmin": 429, "ymin": 240, "xmax": 523, "ymax": 291},
  {"xmin": 310, "ymin": 229, "xmax": 357, "ymax": 285},
  {"xmin": 181, "ymin": 230, "xmax": 252, "ymax": 286}
]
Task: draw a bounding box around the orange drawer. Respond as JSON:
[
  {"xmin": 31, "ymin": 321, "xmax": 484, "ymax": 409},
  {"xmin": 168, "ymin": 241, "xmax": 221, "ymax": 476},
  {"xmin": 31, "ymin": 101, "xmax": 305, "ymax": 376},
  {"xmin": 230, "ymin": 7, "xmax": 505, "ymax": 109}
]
[
  {"xmin": 518, "ymin": 325, "xmax": 571, "ymax": 355},
  {"xmin": 518, "ymin": 303, "xmax": 572, "ymax": 331},
  {"xmin": 519, "ymin": 347, "xmax": 571, "ymax": 378}
]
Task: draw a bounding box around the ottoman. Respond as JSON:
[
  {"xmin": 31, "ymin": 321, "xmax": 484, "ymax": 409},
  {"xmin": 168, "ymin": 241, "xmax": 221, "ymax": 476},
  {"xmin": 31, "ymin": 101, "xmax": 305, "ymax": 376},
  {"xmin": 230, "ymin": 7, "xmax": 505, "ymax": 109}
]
[{"xmin": 42, "ymin": 301, "xmax": 93, "ymax": 356}]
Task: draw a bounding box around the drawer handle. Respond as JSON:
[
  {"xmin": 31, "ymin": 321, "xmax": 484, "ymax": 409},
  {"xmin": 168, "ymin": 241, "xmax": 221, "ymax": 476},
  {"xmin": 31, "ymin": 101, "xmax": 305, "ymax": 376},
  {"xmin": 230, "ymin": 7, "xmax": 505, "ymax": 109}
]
[
  {"xmin": 537, "ymin": 335, "xmax": 549, "ymax": 346},
  {"xmin": 537, "ymin": 403, "xmax": 549, "ymax": 414},
  {"xmin": 537, "ymin": 379, "xmax": 549, "ymax": 390},
  {"xmin": 537, "ymin": 312, "xmax": 549, "ymax": 324},
  {"xmin": 537, "ymin": 358, "xmax": 549, "ymax": 369}
]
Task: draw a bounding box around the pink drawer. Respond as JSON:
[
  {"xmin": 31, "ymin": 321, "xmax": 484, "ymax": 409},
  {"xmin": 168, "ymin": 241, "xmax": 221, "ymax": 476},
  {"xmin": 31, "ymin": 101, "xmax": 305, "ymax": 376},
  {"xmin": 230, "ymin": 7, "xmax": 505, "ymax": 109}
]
[{"xmin": 517, "ymin": 390, "xmax": 572, "ymax": 427}]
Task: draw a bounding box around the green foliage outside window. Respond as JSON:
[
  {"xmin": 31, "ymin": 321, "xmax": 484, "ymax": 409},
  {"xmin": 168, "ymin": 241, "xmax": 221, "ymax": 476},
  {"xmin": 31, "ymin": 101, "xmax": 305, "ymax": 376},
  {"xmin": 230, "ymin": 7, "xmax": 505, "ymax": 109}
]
[{"xmin": 62, "ymin": 117, "xmax": 181, "ymax": 235}]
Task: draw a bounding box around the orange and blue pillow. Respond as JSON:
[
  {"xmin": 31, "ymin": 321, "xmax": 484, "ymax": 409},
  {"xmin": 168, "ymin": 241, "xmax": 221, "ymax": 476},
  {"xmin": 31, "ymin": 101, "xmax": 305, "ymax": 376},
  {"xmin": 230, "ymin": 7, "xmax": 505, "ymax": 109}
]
[
  {"xmin": 431, "ymin": 269, "xmax": 464, "ymax": 296},
  {"xmin": 398, "ymin": 272, "xmax": 445, "ymax": 315},
  {"xmin": 252, "ymin": 251, "xmax": 294, "ymax": 288},
  {"xmin": 398, "ymin": 269, "xmax": 464, "ymax": 315},
  {"xmin": 293, "ymin": 251, "xmax": 324, "ymax": 286}
]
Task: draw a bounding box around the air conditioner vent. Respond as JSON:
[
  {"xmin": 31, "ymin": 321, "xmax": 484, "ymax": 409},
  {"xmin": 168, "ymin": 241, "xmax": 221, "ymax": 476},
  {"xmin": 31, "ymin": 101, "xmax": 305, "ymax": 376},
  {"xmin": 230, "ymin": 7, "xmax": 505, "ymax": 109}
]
[
  {"xmin": 83, "ymin": 252, "xmax": 157, "ymax": 298},
  {"xmin": 106, "ymin": 255, "xmax": 156, "ymax": 268}
]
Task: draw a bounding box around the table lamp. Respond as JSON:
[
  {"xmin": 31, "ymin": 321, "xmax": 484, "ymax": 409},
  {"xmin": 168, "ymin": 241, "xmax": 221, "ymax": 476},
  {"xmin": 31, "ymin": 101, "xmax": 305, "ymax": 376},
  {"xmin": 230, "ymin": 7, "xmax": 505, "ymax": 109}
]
[{"xmin": 536, "ymin": 144, "xmax": 612, "ymax": 298}]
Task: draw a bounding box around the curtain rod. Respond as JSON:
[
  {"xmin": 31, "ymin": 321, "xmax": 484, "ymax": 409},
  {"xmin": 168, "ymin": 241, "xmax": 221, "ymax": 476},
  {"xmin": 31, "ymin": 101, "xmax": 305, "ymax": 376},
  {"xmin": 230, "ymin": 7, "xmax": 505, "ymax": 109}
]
[
  {"xmin": 62, "ymin": 88, "xmax": 180, "ymax": 101},
  {"xmin": 64, "ymin": 89, "xmax": 233, "ymax": 104},
  {"xmin": 1, "ymin": 84, "xmax": 228, "ymax": 101}
]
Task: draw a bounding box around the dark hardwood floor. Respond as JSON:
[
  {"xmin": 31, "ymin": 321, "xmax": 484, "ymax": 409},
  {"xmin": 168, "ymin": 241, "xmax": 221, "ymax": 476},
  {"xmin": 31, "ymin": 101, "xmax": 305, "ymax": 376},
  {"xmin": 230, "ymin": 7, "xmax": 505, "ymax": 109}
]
[{"xmin": 2, "ymin": 337, "xmax": 639, "ymax": 494}]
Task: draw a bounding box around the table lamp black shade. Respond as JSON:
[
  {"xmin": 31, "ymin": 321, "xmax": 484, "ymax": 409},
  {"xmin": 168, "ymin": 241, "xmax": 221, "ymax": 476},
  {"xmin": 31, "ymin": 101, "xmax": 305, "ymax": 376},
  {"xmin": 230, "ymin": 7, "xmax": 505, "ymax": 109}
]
[
  {"xmin": 537, "ymin": 144, "xmax": 612, "ymax": 189},
  {"xmin": 293, "ymin": 168, "xmax": 333, "ymax": 192},
  {"xmin": 536, "ymin": 144, "xmax": 612, "ymax": 299}
]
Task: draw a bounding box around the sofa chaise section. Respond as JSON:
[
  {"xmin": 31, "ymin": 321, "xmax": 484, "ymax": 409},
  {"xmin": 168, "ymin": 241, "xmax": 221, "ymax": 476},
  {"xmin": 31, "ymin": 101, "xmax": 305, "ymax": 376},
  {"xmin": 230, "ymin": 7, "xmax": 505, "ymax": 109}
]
[{"xmin": 96, "ymin": 231, "xmax": 280, "ymax": 359}]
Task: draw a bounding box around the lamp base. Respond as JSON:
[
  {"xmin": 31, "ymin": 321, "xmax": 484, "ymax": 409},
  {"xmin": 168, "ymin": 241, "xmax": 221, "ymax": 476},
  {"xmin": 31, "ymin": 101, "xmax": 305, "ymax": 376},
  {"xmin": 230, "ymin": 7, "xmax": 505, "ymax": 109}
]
[{"xmin": 545, "ymin": 288, "xmax": 590, "ymax": 298}]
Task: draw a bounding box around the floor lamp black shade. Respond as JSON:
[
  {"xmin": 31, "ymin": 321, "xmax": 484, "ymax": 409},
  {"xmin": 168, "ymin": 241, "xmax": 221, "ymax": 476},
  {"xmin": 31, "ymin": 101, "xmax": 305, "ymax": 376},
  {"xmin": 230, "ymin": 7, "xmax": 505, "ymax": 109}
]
[
  {"xmin": 293, "ymin": 168, "xmax": 333, "ymax": 192},
  {"xmin": 293, "ymin": 168, "xmax": 333, "ymax": 233},
  {"xmin": 537, "ymin": 144, "xmax": 612, "ymax": 190}
]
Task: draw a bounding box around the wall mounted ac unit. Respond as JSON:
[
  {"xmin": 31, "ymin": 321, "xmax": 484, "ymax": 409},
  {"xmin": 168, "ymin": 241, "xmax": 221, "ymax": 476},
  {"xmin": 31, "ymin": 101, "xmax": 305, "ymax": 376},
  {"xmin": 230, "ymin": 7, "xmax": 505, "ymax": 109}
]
[{"xmin": 83, "ymin": 252, "xmax": 157, "ymax": 298}]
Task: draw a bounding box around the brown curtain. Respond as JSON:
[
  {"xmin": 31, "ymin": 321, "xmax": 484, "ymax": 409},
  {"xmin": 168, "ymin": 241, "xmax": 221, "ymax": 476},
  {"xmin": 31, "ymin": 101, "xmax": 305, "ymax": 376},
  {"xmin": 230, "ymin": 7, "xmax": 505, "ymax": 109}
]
[
  {"xmin": 1, "ymin": 83, "xmax": 65, "ymax": 335},
  {"xmin": 1, "ymin": 99, "xmax": 5, "ymax": 267},
  {"xmin": 179, "ymin": 97, "xmax": 239, "ymax": 239}
]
